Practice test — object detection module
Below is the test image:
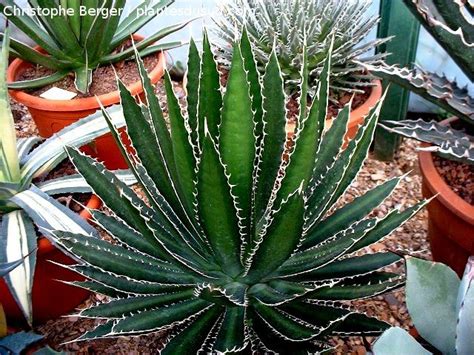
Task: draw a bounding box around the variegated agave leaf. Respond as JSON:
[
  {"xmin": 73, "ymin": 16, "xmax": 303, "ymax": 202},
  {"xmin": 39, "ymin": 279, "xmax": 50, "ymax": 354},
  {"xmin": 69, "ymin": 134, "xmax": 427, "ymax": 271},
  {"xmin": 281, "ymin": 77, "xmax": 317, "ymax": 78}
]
[
  {"xmin": 366, "ymin": 0, "xmax": 474, "ymax": 164},
  {"xmin": 213, "ymin": 0, "xmax": 387, "ymax": 93},
  {"xmin": 402, "ymin": 0, "xmax": 474, "ymax": 81},
  {"xmin": 380, "ymin": 119, "xmax": 474, "ymax": 164},
  {"xmin": 52, "ymin": 31, "xmax": 427, "ymax": 353},
  {"xmin": 362, "ymin": 63, "xmax": 474, "ymax": 125}
]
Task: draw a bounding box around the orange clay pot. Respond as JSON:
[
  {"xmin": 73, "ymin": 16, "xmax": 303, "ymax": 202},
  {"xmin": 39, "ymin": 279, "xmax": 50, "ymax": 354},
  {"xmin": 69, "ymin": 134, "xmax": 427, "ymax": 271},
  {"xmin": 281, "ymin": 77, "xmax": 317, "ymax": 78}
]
[
  {"xmin": 418, "ymin": 118, "xmax": 474, "ymax": 276},
  {"xmin": 286, "ymin": 80, "xmax": 383, "ymax": 143},
  {"xmin": 7, "ymin": 35, "xmax": 166, "ymax": 170},
  {"xmin": 0, "ymin": 195, "xmax": 102, "ymax": 326}
]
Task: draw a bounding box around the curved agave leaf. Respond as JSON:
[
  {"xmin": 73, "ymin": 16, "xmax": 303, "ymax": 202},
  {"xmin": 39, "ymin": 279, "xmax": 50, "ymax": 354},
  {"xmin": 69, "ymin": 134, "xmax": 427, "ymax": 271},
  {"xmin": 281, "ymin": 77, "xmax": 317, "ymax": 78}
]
[
  {"xmin": 363, "ymin": 63, "xmax": 474, "ymax": 125},
  {"xmin": 402, "ymin": 0, "xmax": 474, "ymax": 81},
  {"xmin": 380, "ymin": 119, "xmax": 474, "ymax": 164},
  {"xmin": 47, "ymin": 31, "xmax": 426, "ymax": 353},
  {"xmin": 36, "ymin": 170, "xmax": 136, "ymax": 195},
  {"xmin": 20, "ymin": 105, "xmax": 125, "ymax": 185}
]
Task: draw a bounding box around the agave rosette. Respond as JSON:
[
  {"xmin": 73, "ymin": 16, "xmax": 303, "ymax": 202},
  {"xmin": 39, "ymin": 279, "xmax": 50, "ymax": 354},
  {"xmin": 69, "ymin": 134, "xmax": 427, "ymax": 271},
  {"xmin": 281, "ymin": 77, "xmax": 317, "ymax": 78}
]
[{"xmin": 51, "ymin": 30, "xmax": 428, "ymax": 353}]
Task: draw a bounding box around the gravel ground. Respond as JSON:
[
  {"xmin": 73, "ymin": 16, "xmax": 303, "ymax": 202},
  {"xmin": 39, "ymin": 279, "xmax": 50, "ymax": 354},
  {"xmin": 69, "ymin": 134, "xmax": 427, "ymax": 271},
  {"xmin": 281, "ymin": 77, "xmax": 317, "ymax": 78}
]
[{"xmin": 11, "ymin": 80, "xmax": 431, "ymax": 354}]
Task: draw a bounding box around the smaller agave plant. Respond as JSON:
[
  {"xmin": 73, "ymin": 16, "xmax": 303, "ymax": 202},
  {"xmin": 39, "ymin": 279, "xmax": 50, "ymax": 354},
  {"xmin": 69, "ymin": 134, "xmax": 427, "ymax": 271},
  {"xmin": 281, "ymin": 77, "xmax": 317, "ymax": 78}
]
[
  {"xmin": 374, "ymin": 257, "xmax": 474, "ymax": 355},
  {"xmin": 214, "ymin": 0, "xmax": 387, "ymax": 93},
  {"xmin": 47, "ymin": 29, "xmax": 429, "ymax": 353},
  {"xmin": 0, "ymin": 0, "xmax": 191, "ymax": 93},
  {"xmin": 362, "ymin": 0, "xmax": 474, "ymax": 164},
  {"xmin": 0, "ymin": 29, "xmax": 134, "ymax": 325}
]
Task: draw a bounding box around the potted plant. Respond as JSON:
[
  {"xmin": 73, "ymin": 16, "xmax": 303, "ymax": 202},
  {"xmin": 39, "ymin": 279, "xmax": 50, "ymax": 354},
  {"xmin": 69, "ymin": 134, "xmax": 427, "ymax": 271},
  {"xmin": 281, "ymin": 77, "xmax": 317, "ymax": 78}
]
[
  {"xmin": 0, "ymin": 29, "xmax": 136, "ymax": 326},
  {"xmin": 364, "ymin": 0, "xmax": 474, "ymax": 276},
  {"xmin": 1, "ymin": 0, "xmax": 193, "ymax": 169},
  {"xmin": 44, "ymin": 30, "xmax": 428, "ymax": 353},
  {"xmin": 213, "ymin": 0, "xmax": 385, "ymax": 141},
  {"xmin": 373, "ymin": 257, "xmax": 474, "ymax": 354}
]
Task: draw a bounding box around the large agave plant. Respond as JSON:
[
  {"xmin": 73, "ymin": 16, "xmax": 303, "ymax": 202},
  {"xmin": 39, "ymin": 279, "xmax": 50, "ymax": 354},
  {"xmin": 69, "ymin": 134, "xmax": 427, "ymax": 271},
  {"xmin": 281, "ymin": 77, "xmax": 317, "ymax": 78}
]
[
  {"xmin": 51, "ymin": 30, "xmax": 427, "ymax": 353},
  {"xmin": 214, "ymin": 0, "xmax": 386, "ymax": 93},
  {"xmin": 363, "ymin": 0, "xmax": 474, "ymax": 164}
]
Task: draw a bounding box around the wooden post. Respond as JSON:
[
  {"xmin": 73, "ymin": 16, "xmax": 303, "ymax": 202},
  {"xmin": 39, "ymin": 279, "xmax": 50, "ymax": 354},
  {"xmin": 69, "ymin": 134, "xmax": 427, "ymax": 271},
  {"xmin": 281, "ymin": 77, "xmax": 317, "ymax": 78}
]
[{"xmin": 374, "ymin": 0, "xmax": 420, "ymax": 161}]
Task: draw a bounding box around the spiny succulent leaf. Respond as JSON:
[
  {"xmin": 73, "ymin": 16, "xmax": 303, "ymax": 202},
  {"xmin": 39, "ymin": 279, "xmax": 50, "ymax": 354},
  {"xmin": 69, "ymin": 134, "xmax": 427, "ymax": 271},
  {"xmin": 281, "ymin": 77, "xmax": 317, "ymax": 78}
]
[
  {"xmin": 380, "ymin": 119, "xmax": 474, "ymax": 164},
  {"xmin": 214, "ymin": 306, "xmax": 247, "ymax": 353},
  {"xmin": 111, "ymin": 298, "xmax": 212, "ymax": 335},
  {"xmin": 220, "ymin": 43, "xmax": 256, "ymax": 238},
  {"xmin": 161, "ymin": 306, "xmax": 223, "ymax": 355},
  {"xmin": 295, "ymin": 253, "xmax": 402, "ymax": 282},
  {"xmin": 253, "ymin": 50, "xmax": 287, "ymax": 228},
  {"xmin": 186, "ymin": 38, "xmax": 201, "ymax": 149},
  {"xmin": 365, "ymin": 63, "xmax": 474, "ymax": 125},
  {"xmin": 307, "ymin": 272, "xmax": 403, "ymax": 301},
  {"xmin": 164, "ymin": 71, "xmax": 196, "ymax": 217},
  {"xmin": 240, "ymin": 27, "xmax": 264, "ymax": 140},
  {"xmin": 303, "ymin": 176, "xmax": 404, "ymax": 248},
  {"xmin": 198, "ymin": 31, "xmax": 222, "ymax": 143},
  {"xmin": 197, "ymin": 134, "xmax": 243, "ymax": 278},
  {"xmin": 276, "ymin": 50, "xmax": 331, "ymax": 205},
  {"xmin": 79, "ymin": 290, "xmax": 196, "ymax": 319},
  {"xmin": 248, "ymin": 190, "xmax": 305, "ymax": 282}
]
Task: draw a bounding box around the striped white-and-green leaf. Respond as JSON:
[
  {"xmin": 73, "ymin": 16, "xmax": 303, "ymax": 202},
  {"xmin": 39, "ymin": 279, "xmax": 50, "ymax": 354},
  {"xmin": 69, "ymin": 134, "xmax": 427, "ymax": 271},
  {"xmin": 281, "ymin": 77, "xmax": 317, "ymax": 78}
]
[
  {"xmin": 10, "ymin": 186, "xmax": 97, "ymax": 238},
  {"xmin": 37, "ymin": 170, "xmax": 137, "ymax": 195},
  {"xmin": 0, "ymin": 210, "xmax": 37, "ymax": 325},
  {"xmin": 20, "ymin": 105, "xmax": 125, "ymax": 185},
  {"xmin": 0, "ymin": 28, "xmax": 20, "ymax": 183}
]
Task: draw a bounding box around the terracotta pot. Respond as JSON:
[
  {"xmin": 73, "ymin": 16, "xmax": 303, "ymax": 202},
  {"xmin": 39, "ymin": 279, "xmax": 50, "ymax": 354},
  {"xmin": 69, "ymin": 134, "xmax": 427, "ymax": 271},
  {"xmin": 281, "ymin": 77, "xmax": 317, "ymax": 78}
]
[
  {"xmin": 7, "ymin": 35, "xmax": 166, "ymax": 170},
  {"xmin": 0, "ymin": 195, "xmax": 102, "ymax": 326},
  {"xmin": 286, "ymin": 80, "xmax": 383, "ymax": 142},
  {"xmin": 418, "ymin": 118, "xmax": 474, "ymax": 276}
]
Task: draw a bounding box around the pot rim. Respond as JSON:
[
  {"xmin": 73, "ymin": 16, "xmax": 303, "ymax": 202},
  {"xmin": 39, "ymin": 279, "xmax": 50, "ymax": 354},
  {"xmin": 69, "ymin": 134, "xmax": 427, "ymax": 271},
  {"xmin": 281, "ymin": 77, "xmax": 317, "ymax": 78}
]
[
  {"xmin": 418, "ymin": 118, "xmax": 474, "ymax": 225},
  {"xmin": 7, "ymin": 34, "xmax": 165, "ymax": 111},
  {"xmin": 37, "ymin": 194, "xmax": 102, "ymax": 256},
  {"xmin": 286, "ymin": 79, "xmax": 383, "ymax": 134},
  {"xmin": 349, "ymin": 79, "xmax": 383, "ymax": 125}
]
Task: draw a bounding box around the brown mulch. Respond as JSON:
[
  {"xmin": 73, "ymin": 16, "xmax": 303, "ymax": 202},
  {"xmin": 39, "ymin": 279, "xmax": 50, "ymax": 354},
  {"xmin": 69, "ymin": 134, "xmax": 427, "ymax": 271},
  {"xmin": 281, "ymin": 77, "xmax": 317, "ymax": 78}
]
[
  {"xmin": 434, "ymin": 155, "xmax": 474, "ymax": 205},
  {"xmin": 11, "ymin": 78, "xmax": 430, "ymax": 354}
]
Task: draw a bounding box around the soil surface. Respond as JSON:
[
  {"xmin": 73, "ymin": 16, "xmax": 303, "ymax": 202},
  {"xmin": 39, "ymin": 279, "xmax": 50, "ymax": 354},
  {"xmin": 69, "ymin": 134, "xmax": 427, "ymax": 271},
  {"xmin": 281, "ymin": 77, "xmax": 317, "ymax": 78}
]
[
  {"xmin": 434, "ymin": 155, "xmax": 474, "ymax": 205},
  {"xmin": 17, "ymin": 53, "xmax": 159, "ymax": 99},
  {"xmin": 11, "ymin": 77, "xmax": 429, "ymax": 354}
]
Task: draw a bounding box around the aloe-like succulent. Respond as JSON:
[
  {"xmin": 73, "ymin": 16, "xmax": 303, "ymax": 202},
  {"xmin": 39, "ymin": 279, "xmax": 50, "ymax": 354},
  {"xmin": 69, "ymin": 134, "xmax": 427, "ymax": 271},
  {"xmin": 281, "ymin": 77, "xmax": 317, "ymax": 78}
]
[
  {"xmin": 0, "ymin": 29, "xmax": 135, "ymax": 325},
  {"xmin": 374, "ymin": 257, "xmax": 474, "ymax": 355},
  {"xmin": 363, "ymin": 0, "xmax": 474, "ymax": 164},
  {"xmin": 0, "ymin": 0, "xmax": 191, "ymax": 93},
  {"xmin": 213, "ymin": 0, "xmax": 387, "ymax": 93},
  {"xmin": 51, "ymin": 30, "xmax": 428, "ymax": 353}
]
